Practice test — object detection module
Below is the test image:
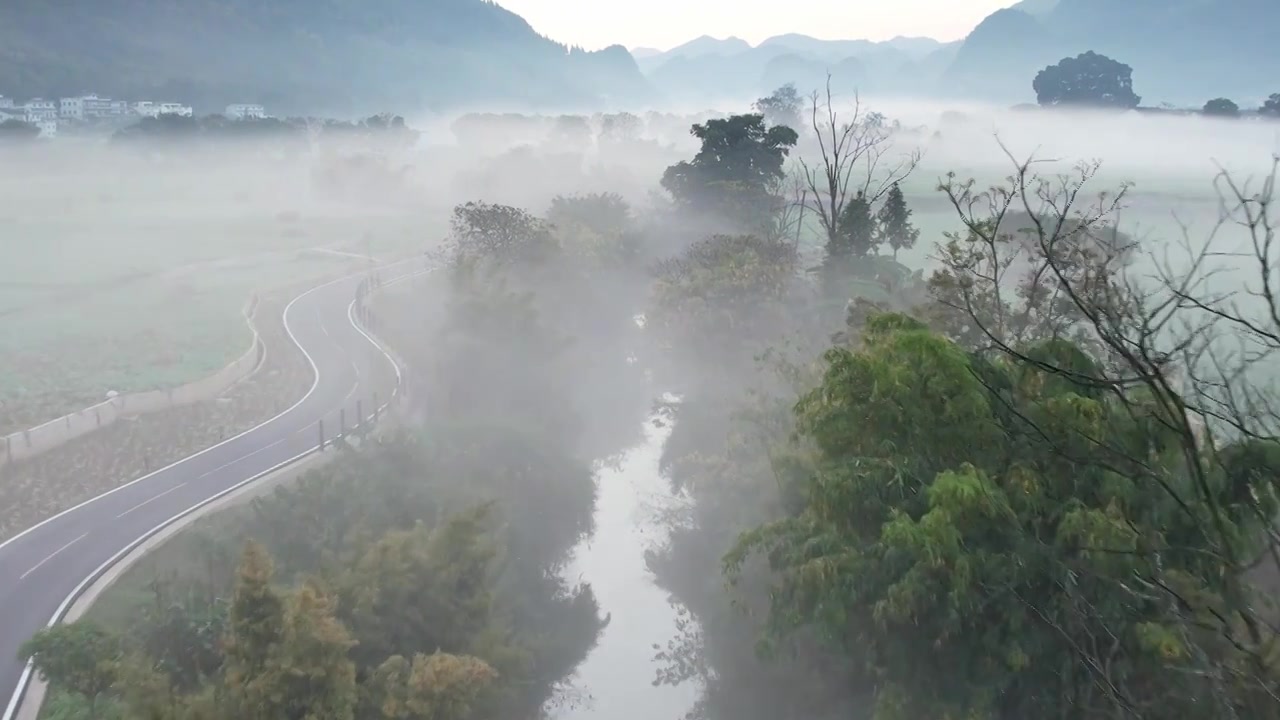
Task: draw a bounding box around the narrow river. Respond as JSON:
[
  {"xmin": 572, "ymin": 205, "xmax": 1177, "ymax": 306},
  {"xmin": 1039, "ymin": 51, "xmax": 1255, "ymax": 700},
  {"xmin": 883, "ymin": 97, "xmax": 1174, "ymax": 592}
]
[{"xmin": 553, "ymin": 406, "xmax": 700, "ymax": 720}]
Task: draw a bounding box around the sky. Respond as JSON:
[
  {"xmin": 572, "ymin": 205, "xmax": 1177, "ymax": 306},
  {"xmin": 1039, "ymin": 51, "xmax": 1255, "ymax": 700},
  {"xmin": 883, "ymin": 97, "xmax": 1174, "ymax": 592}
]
[{"xmin": 492, "ymin": 0, "xmax": 1023, "ymax": 51}]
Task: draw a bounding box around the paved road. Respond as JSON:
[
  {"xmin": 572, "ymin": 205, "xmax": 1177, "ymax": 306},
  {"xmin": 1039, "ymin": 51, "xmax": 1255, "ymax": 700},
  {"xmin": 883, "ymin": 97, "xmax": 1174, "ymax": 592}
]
[{"xmin": 0, "ymin": 266, "xmax": 412, "ymax": 720}]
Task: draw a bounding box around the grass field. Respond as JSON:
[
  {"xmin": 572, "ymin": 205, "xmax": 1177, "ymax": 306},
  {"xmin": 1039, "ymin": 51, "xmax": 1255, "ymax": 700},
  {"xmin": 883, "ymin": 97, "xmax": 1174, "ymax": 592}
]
[{"xmin": 0, "ymin": 145, "xmax": 434, "ymax": 434}]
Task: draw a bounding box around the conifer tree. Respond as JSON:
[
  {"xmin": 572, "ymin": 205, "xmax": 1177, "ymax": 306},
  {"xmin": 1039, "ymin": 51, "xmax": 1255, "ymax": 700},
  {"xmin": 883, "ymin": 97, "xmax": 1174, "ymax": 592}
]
[{"xmin": 875, "ymin": 182, "xmax": 919, "ymax": 259}]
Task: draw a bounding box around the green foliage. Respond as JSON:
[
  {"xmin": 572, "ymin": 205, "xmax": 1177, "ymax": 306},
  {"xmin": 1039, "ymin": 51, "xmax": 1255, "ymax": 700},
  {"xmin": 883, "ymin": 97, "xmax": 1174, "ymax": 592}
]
[
  {"xmin": 546, "ymin": 192, "xmax": 639, "ymax": 267},
  {"xmin": 649, "ymin": 233, "xmax": 802, "ymax": 382},
  {"xmin": 1203, "ymin": 97, "xmax": 1241, "ymax": 117},
  {"xmin": 443, "ymin": 201, "xmax": 559, "ymax": 269},
  {"xmin": 1263, "ymin": 94, "xmax": 1280, "ymax": 117},
  {"xmin": 729, "ymin": 315, "xmax": 1266, "ymax": 719},
  {"xmin": 875, "ymin": 183, "xmax": 920, "ymax": 259},
  {"xmin": 661, "ymin": 114, "xmax": 799, "ymax": 232},
  {"xmin": 831, "ymin": 191, "xmax": 875, "ymax": 258},
  {"xmin": 363, "ymin": 653, "xmax": 497, "ymax": 720},
  {"xmin": 1033, "ymin": 51, "xmax": 1141, "ymax": 108},
  {"xmin": 753, "ymin": 84, "xmax": 804, "ymax": 131},
  {"xmin": 21, "ymin": 623, "xmax": 122, "ymax": 720}
]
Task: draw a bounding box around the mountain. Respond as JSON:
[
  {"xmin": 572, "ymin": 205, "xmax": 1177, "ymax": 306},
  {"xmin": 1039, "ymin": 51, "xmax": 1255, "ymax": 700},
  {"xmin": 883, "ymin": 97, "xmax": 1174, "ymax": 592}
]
[
  {"xmin": 0, "ymin": 0, "xmax": 654, "ymax": 116},
  {"xmin": 946, "ymin": 0, "xmax": 1280, "ymax": 105},
  {"xmin": 637, "ymin": 33, "xmax": 957, "ymax": 104}
]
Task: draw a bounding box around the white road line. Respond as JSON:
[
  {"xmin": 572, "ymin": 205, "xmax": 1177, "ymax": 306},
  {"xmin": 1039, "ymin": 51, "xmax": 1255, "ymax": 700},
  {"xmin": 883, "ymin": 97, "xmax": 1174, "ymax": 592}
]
[
  {"xmin": 115, "ymin": 484, "xmax": 186, "ymax": 519},
  {"xmin": 195, "ymin": 438, "xmax": 285, "ymax": 480},
  {"xmin": 0, "ymin": 257, "xmax": 428, "ymax": 720},
  {"xmin": 0, "ymin": 265, "xmax": 363, "ymax": 557},
  {"xmin": 19, "ymin": 534, "xmax": 88, "ymax": 581}
]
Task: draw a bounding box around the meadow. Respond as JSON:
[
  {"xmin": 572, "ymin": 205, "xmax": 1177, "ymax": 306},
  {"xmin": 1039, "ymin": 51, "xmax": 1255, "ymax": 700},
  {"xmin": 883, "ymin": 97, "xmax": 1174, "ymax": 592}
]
[{"xmin": 0, "ymin": 143, "xmax": 432, "ymax": 433}]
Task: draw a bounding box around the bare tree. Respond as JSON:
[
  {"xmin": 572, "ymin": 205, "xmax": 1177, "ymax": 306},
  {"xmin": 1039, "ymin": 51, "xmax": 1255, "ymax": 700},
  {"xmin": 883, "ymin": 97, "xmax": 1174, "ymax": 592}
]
[
  {"xmin": 799, "ymin": 74, "xmax": 921, "ymax": 252},
  {"xmin": 766, "ymin": 163, "xmax": 809, "ymax": 251},
  {"xmin": 930, "ymin": 147, "xmax": 1280, "ymax": 716}
]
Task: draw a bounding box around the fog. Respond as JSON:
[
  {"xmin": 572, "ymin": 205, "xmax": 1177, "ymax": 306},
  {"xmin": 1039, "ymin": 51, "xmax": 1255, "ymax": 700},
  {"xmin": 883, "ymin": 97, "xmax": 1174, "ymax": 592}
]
[{"xmin": 5, "ymin": 97, "xmax": 1280, "ymax": 720}]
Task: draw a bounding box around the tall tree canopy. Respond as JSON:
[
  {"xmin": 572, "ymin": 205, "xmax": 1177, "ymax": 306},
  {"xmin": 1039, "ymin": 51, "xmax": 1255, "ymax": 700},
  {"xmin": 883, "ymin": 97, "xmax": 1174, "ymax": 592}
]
[
  {"xmin": 753, "ymin": 83, "xmax": 804, "ymax": 131},
  {"xmin": 661, "ymin": 114, "xmax": 799, "ymax": 231},
  {"xmin": 1033, "ymin": 51, "xmax": 1141, "ymax": 109}
]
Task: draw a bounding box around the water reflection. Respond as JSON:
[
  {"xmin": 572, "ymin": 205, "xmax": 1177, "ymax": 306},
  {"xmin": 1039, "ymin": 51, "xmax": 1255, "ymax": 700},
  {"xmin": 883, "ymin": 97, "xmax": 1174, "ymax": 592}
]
[{"xmin": 554, "ymin": 408, "xmax": 699, "ymax": 720}]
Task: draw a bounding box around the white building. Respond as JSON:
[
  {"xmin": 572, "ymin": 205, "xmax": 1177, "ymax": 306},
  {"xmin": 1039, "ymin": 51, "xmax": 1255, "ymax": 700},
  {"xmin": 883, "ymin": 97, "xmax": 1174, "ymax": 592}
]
[
  {"xmin": 0, "ymin": 95, "xmax": 12, "ymax": 109},
  {"xmin": 134, "ymin": 101, "xmax": 193, "ymax": 118},
  {"xmin": 33, "ymin": 118, "xmax": 57, "ymax": 138},
  {"xmin": 22, "ymin": 98, "xmax": 57, "ymax": 121},
  {"xmin": 60, "ymin": 95, "xmax": 128, "ymax": 120},
  {"xmin": 158, "ymin": 102, "xmax": 192, "ymax": 117},
  {"xmin": 59, "ymin": 96, "xmax": 83, "ymax": 119},
  {"xmin": 225, "ymin": 103, "xmax": 266, "ymax": 120}
]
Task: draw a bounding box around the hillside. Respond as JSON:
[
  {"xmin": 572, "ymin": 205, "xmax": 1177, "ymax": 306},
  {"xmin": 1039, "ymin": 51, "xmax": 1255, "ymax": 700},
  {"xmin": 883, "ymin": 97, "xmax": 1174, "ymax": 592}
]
[
  {"xmin": 637, "ymin": 33, "xmax": 954, "ymax": 104},
  {"xmin": 0, "ymin": 0, "xmax": 653, "ymax": 116},
  {"xmin": 946, "ymin": 0, "xmax": 1280, "ymax": 105}
]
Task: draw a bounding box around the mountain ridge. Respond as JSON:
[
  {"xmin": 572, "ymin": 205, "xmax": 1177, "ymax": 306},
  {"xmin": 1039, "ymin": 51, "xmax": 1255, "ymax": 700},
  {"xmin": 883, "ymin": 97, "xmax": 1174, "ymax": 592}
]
[{"xmin": 0, "ymin": 0, "xmax": 654, "ymax": 116}]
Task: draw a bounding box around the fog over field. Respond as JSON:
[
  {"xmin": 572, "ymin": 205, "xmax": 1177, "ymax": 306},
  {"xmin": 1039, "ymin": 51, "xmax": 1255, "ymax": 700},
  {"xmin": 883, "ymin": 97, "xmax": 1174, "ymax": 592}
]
[{"xmin": 6, "ymin": 89, "xmax": 1280, "ymax": 720}]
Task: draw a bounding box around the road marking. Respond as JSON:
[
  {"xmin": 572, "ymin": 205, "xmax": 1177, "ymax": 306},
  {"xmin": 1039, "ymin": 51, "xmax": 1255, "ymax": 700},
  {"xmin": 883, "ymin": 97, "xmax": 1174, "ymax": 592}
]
[
  {"xmin": 19, "ymin": 534, "xmax": 88, "ymax": 580},
  {"xmin": 196, "ymin": 438, "xmax": 285, "ymax": 480},
  {"xmin": 1, "ymin": 259, "xmax": 430, "ymax": 720},
  {"xmin": 116, "ymin": 484, "xmax": 186, "ymax": 519}
]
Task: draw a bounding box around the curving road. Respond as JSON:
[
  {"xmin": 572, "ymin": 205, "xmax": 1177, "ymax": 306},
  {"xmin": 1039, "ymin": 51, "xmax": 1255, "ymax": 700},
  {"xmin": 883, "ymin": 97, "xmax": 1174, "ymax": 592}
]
[{"xmin": 0, "ymin": 262, "xmax": 421, "ymax": 720}]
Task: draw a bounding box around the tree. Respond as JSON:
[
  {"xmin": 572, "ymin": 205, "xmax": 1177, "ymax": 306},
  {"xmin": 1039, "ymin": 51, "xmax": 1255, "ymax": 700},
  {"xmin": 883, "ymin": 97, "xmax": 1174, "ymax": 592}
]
[
  {"xmin": 20, "ymin": 622, "xmax": 122, "ymax": 720},
  {"xmin": 442, "ymin": 202, "xmax": 558, "ymax": 269},
  {"xmin": 222, "ymin": 541, "xmax": 287, "ymax": 719},
  {"xmin": 753, "ymin": 83, "xmax": 803, "ymax": 131},
  {"xmin": 875, "ymin": 182, "xmax": 919, "ymax": 259},
  {"xmin": 1033, "ymin": 51, "xmax": 1141, "ymax": 109},
  {"xmin": 728, "ymin": 312, "xmax": 1271, "ymax": 719},
  {"xmin": 661, "ymin": 114, "xmax": 799, "ymax": 232},
  {"xmin": 923, "ymin": 152, "xmax": 1280, "ymax": 716},
  {"xmin": 597, "ymin": 112, "xmax": 642, "ymax": 143},
  {"xmin": 0, "ymin": 118, "xmax": 40, "ymax": 141},
  {"xmin": 546, "ymin": 192, "xmax": 638, "ymax": 266},
  {"xmin": 1263, "ymin": 94, "xmax": 1280, "ymax": 117},
  {"xmin": 364, "ymin": 652, "xmax": 497, "ymax": 720},
  {"xmin": 800, "ymin": 75, "xmax": 919, "ymax": 262},
  {"xmin": 1204, "ymin": 97, "xmax": 1241, "ymax": 117},
  {"xmin": 832, "ymin": 191, "xmax": 875, "ymax": 258},
  {"xmin": 268, "ymin": 581, "xmax": 358, "ymax": 720}
]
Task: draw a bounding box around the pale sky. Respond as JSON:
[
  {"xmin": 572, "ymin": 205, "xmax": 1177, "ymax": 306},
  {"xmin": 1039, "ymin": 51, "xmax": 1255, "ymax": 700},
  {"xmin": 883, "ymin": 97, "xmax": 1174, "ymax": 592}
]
[{"xmin": 493, "ymin": 0, "xmax": 1023, "ymax": 51}]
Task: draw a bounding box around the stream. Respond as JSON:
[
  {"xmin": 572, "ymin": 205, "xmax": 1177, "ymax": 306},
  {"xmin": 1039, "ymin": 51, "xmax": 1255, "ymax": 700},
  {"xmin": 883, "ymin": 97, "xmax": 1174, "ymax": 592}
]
[{"xmin": 553, "ymin": 404, "xmax": 700, "ymax": 720}]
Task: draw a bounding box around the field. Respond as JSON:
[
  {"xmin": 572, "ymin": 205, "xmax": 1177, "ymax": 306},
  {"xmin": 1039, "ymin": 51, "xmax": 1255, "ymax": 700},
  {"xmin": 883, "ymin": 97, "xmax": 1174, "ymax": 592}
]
[{"xmin": 0, "ymin": 143, "xmax": 434, "ymax": 434}]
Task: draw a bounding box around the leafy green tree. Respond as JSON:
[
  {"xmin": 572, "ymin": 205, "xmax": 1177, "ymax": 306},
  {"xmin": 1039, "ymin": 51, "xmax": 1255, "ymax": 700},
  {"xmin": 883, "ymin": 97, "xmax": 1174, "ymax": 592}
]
[
  {"xmin": 874, "ymin": 183, "xmax": 919, "ymax": 259},
  {"xmin": 546, "ymin": 192, "xmax": 638, "ymax": 266},
  {"xmin": 342, "ymin": 507, "xmax": 500, "ymax": 670},
  {"xmin": 20, "ymin": 622, "xmax": 122, "ymax": 720},
  {"xmin": 442, "ymin": 202, "xmax": 558, "ymax": 269},
  {"xmin": 221, "ymin": 541, "xmax": 286, "ymax": 720},
  {"xmin": 753, "ymin": 83, "xmax": 803, "ymax": 131},
  {"xmin": 268, "ymin": 581, "xmax": 358, "ymax": 720},
  {"xmin": 1204, "ymin": 97, "xmax": 1241, "ymax": 116},
  {"xmin": 728, "ymin": 314, "xmax": 1261, "ymax": 719},
  {"xmin": 661, "ymin": 114, "xmax": 799, "ymax": 232},
  {"xmin": 649, "ymin": 233, "xmax": 801, "ymax": 382},
  {"xmin": 1033, "ymin": 51, "xmax": 1141, "ymax": 108},
  {"xmin": 1263, "ymin": 93, "xmax": 1280, "ymax": 117},
  {"xmin": 364, "ymin": 653, "xmax": 497, "ymax": 720},
  {"xmin": 832, "ymin": 190, "xmax": 876, "ymax": 258}
]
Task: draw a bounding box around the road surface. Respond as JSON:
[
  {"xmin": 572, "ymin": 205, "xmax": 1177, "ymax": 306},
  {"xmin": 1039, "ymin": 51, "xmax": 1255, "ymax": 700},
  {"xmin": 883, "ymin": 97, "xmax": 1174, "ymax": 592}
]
[{"xmin": 0, "ymin": 266, "xmax": 412, "ymax": 720}]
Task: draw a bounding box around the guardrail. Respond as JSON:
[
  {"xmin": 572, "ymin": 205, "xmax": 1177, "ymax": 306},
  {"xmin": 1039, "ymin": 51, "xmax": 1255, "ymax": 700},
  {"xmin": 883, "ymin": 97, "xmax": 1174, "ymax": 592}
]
[
  {"xmin": 2, "ymin": 260, "xmax": 428, "ymax": 720},
  {"xmin": 2, "ymin": 295, "xmax": 264, "ymax": 467}
]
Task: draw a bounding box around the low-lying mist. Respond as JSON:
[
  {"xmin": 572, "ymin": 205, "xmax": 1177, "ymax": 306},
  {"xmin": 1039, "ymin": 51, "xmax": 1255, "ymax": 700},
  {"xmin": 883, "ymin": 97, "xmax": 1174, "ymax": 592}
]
[{"xmin": 9, "ymin": 92, "xmax": 1280, "ymax": 720}]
